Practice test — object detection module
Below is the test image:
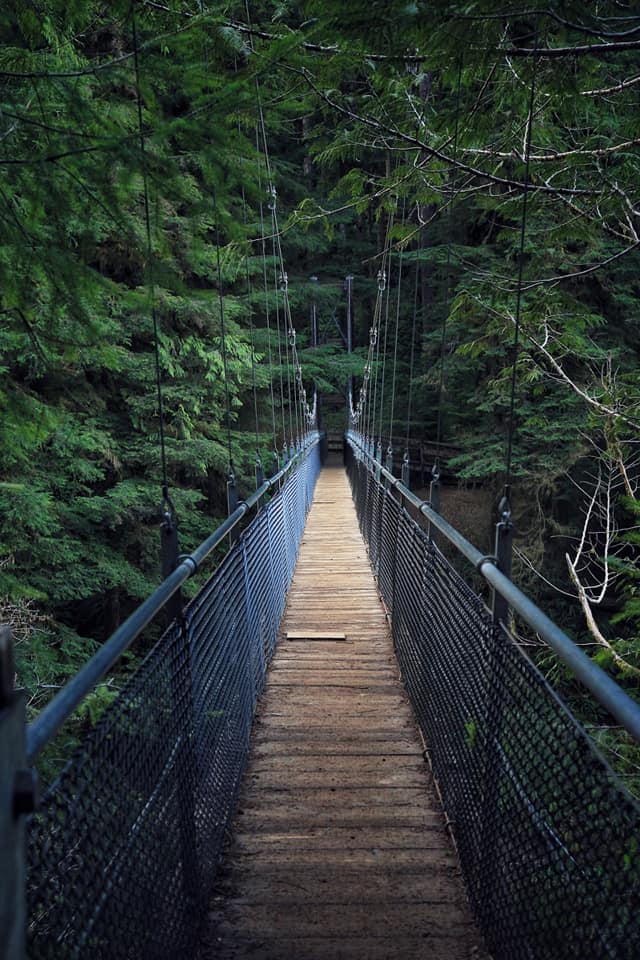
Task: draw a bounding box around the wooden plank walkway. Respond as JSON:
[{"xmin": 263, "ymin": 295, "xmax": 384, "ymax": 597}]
[{"xmin": 200, "ymin": 464, "xmax": 486, "ymax": 960}]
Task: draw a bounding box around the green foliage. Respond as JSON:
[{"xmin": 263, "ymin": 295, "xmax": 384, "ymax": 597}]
[{"xmin": 2, "ymin": 0, "xmax": 640, "ymax": 792}]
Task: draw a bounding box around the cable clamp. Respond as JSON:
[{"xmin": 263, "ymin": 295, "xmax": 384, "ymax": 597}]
[
  {"xmin": 475, "ymin": 554, "xmax": 496, "ymax": 573},
  {"xmin": 178, "ymin": 553, "xmax": 198, "ymax": 575},
  {"xmin": 377, "ymin": 269, "xmax": 386, "ymax": 292}
]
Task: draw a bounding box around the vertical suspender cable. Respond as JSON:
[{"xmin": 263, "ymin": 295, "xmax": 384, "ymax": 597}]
[
  {"xmin": 404, "ymin": 226, "xmax": 421, "ymax": 462},
  {"xmin": 503, "ymin": 51, "xmax": 539, "ymax": 515},
  {"xmin": 257, "ymin": 167, "xmax": 278, "ymax": 458},
  {"xmin": 271, "ymin": 221, "xmax": 288, "ymax": 451},
  {"xmin": 248, "ymin": 0, "xmax": 312, "ymax": 441},
  {"xmin": 240, "ymin": 183, "xmax": 261, "ymax": 457},
  {"xmin": 369, "ymin": 271, "xmax": 384, "ymax": 449},
  {"xmin": 388, "ymin": 198, "xmax": 406, "ymax": 458},
  {"xmin": 377, "ymin": 250, "xmax": 393, "ymax": 448},
  {"xmin": 131, "ymin": 1, "xmax": 172, "ymax": 514},
  {"xmin": 434, "ymin": 56, "xmax": 463, "ymax": 479},
  {"xmin": 213, "ymin": 191, "xmax": 234, "ymax": 468}
]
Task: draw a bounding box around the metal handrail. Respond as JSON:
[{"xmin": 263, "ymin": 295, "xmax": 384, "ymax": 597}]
[
  {"xmin": 27, "ymin": 433, "xmax": 322, "ymax": 761},
  {"xmin": 346, "ymin": 430, "xmax": 640, "ymax": 743}
]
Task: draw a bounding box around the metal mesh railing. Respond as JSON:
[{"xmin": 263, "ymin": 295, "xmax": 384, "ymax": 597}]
[
  {"xmin": 346, "ymin": 440, "xmax": 640, "ymax": 960},
  {"xmin": 26, "ymin": 444, "xmax": 321, "ymax": 960}
]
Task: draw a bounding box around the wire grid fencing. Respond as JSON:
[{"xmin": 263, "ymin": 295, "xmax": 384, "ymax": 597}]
[
  {"xmin": 26, "ymin": 445, "xmax": 321, "ymax": 960},
  {"xmin": 346, "ymin": 440, "xmax": 640, "ymax": 960}
]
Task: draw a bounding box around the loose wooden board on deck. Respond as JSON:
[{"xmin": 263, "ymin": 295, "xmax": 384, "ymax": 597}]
[{"xmin": 199, "ymin": 462, "xmax": 487, "ymax": 960}]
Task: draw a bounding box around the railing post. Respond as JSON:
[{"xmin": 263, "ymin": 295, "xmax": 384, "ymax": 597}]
[
  {"xmin": 401, "ymin": 448, "xmax": 410, "ymax": 488},
  {"xmin": 375, "ymin": 440, "xmax": 382, "ymax": 482},
  {"xmin": 492, "ymin": 490, "xmax": 514, "ymax": 627},
  {"xmin": 385, "ymin": 445, "xmax": 394, "ymax": 490},
  {"xmin": 255, "ymin": 453, "xmax": 264, "ymax": 509},
  {"xmin": 1, "ymin": 626, "xmax": 37, "ymax": 960},
  {"xmin": 161, "ymin": 510, "xmax": 181, "ymax": 623},
  {"xmin": 428, "ymin": 463, "xmax": 441, "ymax": 543},
  {"xmin": 227, "ymin": 464, "xmax": 239, "ymax": 546}
]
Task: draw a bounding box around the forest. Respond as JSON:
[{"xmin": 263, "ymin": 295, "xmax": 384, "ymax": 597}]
[{"xmin": 1, "ymin": 0, "xmax": 639, "ymax": 788}]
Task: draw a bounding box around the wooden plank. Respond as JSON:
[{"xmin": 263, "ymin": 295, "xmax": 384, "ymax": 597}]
[{"xmin": 198, "ymin": 464, "xmax": 487, "ymax": 960}]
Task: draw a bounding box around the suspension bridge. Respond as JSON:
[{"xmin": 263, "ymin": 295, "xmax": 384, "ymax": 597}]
[
  {"xmin": 2, "ymin": 13, "xmax": 640, "ymax": 960},
  {"xmin": 2, "ymin": 419, "xmax": 640, "ymax": 960}
]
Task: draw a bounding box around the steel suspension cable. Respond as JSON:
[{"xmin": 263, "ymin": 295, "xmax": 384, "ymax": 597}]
[
  {"xmin": 256, "ymin": 145, "xmax": 278, "ymax": 457},
  {"xmin": 388, "ymin": 198, "xmax": 406, "ymax": 455},
  {"xmin": 270, "ymin": 212, "xmax": 288, "ymax": 450},
  {"xmin": 279, "ymin": 269, "xmax": 296, "ymax": 448},
  {"xmin": 240, "ymin": 182, "xmax": 261, "ymax": 455},
  {"xmin": 434, "ymin": 57, "xmax": 463, "ymax": 476},
  {"xmin": 503, "ymin": 48, "xmax": 539, "ymax": 513},
  {"xmin": 213, "ymin": 190, "xmax": 233, "ymax": 467},
  {"xmin": 369, "ymin": 207, "xmax": 394, "ymax": 447},
  {"xmin": 249, "ymin": 11, "xmax": 314, "ymax": 437},
  {"xmin": 354, "ymin": 273, "xmax": 383, "ymax": 442},
  {"xmin": 405, "ymin": 226, "xmax": 421, "ymax": 456},
  {"xmin": 131, "ymin": 0, "xmax": 172, "ymax": 512},
  {"xmin": 377, "ymin": 246, "xmax": 393, "ymax": 447},
  {"xmin": 368, "ymin": 275, "xmax": 384, "ymax": 447}
]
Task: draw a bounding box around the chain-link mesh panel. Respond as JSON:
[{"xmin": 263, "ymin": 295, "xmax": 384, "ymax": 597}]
[
  {"xmin": 26, "ymin": 446, "xmax": 321, "ymax": 960},
  {"xmin": 346, "ymin": 443, "xmax": 640, "ymax": 960}
]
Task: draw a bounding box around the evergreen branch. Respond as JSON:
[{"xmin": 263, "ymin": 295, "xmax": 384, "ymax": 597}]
[
  {"xmin": 518, "ymin": 241, "xmax": 640, "ymax": 289},
  {"xmin": 457, "ymin": 9, "xmax": 640, "ymax": 40},
  {"xmin": 463, "ymin": 138, "xmax": 640, "ymax": 163},
  {"xmin": 527, "ymin": 331, "xmax": 640, "ymax": 430},
  {"xmin": 0, "ymin": 107, "xmax": 126, "ymax": 141},
  {"xmin": 497, "ymin": 38, "xmax": 640, "ymax": 58},
  {"xmin": 567, "ymin": 555, "xmax": 640, "ymax": 679},
  {"xmin": 0, "ymin": 136, "xmax": 136, "ymax": 165},
  {"xmin": 296, "ymin": 65, "xmax": 597, "ymax": 199},
  {"xmin": 581, "ymin": 72, "xmax": 640, "ymax": 96},
  {"xmin": 0, "ymin": 17, "xmax": 207, "ymax": 79},
  {"xmin": 225, "ymin": 20, "xmax": 425, "ymax": 62},
  {"xmin": 0, "ymin": 307, "xmax": 49, "ymax": 364}
]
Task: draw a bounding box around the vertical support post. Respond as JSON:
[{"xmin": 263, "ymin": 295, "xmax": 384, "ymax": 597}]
[
  {"xmin": 492, "ymin": 491, "xmax": 514, "ymax": 627},
  {"xmin": 227, "ymin": 464, "xmax": 239, "ymax": 547},
  {"xmin": 310, "ymin": 275, "xmax": 318, "ymax": 347},
  {"xmin": 1, "ymin": 626, "xmax": 37, "ymax": 960},
  {"xmin": 401, "ymin": 449, "xmax": 410, "ymax": 488},
  {"xmin": 161, "ymin": 511, "xmax": 181, "ymax": 623},
  {"xmin": 428, "ymin": 463, "xmax": 441, "ymax": 544},
  {"xmin": 271, "ymin": 449, "xmax": 280, "ymax": 480},
  {"xmin": 255, "ymin": 454, "xmax": 264, "ymax": 509},
  {"xmin": 345, "ymin": 274, "xmax": 354, "ymax": 406},
  {"xmin": 385, "ymin": 445, "xmax": 394, "ymax": 490},
  {"xmin": 345, "ymin": 274, "xmax": 354, "ymax": 356},
  {"xmin": 375, "ymin": 440, "xmax": 382, "ymax": 482}
]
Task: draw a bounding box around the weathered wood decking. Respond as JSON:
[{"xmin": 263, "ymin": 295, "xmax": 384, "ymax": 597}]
[{"xmin": 201, "ymin": 464, "xmax": 485, "ymax": 959}]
